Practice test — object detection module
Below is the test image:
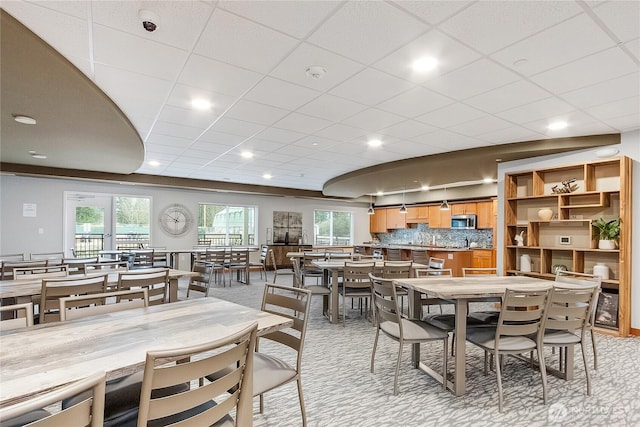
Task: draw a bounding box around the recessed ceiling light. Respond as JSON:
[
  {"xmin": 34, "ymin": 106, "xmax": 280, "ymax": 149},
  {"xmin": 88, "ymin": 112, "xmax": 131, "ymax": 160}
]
[
  {"xmin": 311, "ymin": 142, "xmax": 318, "ymax": 146},
  {"xmin": 241, "ymin": 151, "xmax": 253, "ymax": 159},
  {"xmin": 547, "ymin": 120, "xmax": 568, "ymax": 131},
  {"xmin": 483, "ymin": 177, "xmax": 494, "ymax": 183},
  {"xmin": 368, "ymin": 139, "xmax": 382, "ymax": 148},
  {"xmin": 191, "ymin": 98, "xmax": 212, "ymax": 110},
  {"xmin": 421, "ymin": 185, "xmax": 430, "ymax": 191},
  {"xmin": 263, "ymin": 173, "xmax": 272, "ymax": 179},
  {"xmin": 148, "ymin": 160, "xmax": 161, "ymax": 167},
  {"xmin": 412, "ymin": 56, "xmax": 438, "ymax": 72},
  {"xmin": 14, "ymin": 115, "xmax": 36, "ymax": 125}
]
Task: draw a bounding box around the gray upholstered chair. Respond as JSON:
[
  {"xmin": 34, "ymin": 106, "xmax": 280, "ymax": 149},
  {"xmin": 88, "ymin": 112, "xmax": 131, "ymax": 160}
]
[
  {"xmin": 369, "ymin": 273, "xmax": 449, "ymax": 396},
  {"xmin": 466, "ymin": 287, "xmax": 553, "ymax": 412}
]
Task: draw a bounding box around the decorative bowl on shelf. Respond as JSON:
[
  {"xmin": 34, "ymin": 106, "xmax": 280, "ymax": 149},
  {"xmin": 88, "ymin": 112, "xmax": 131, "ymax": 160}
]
[
  {"xmin": 551, "ymin": 264, "xmax": 568, "ymax": 274},
  {"xmin": 538, "ymin": 208, "xmax": 553, "ymax": 221}
]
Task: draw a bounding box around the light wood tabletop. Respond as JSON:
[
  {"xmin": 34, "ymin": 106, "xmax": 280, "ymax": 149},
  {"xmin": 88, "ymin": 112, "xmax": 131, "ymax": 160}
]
[
  {"xmin": 393, "ymin": 275, "xmax": 556, "ymax": 396},
  {"xmin": 0, "ymin": 297, "xmax": 293, "ymax": 407},
  {"xmin": 0, "ymin": 268, "xmax": 197, "ymax": 303}
]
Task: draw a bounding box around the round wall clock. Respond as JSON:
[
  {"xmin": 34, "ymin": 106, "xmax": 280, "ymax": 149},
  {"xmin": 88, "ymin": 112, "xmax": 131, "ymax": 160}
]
[{"xmin": 159, "ymin": 204, "xmax": 193, "ymax": 236}]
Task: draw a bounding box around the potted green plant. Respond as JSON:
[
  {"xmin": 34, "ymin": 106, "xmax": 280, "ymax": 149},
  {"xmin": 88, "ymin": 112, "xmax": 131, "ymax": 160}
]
[{"xmin": 592, "ymin": 217, "xmax": 620, "ymax": 249}]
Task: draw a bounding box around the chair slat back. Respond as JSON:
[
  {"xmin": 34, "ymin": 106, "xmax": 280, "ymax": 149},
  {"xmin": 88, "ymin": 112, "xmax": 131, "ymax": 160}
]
[
  {"xmin": 381, "ymin": 261, "xmax": 412, "ymax": 279},
  {"xmin": 385, "ymin": 248, "xmax": 402, "ymax": 261},
  {"xmin": 84, "ymin": 261, "xmax": 129, "ymax": 274},
  {"xmin": 137, "ymin": 323, "xmax": 257, "ymax": 426},
  {"xmin": 415, "ymin": 268, "xmax": 453, "ymax": 277},
  {"xmin": 545, "ymin": 285, "xmax": 598, "ymax": 332},
  {"xmin": 370, "ymin": 274, "xmax": 401, "ymax": 327},
  {"xmin": 495, "ymin": 288, "xmax": 552, "ymax": 339},
  {"xmin": 118, "ymin": 268, "xmax": 169, "ymax": 305},
  {"xmin": 204, "ymin": 249, "xmax": 227, "ymax": 266},
  {"xmin": 462, "ymin": 267, "xmax": 498, "ymax": 276},
  {"xmin": 13, "ymin": 265, "xmax": 69, "ymax": 280},
  {"xmin": 555, "ymin": 270, "xmax": 602, "ymax": 326},
  {"xmin": 62, "ymin": 257, "xmax": 99, "ymax": 275},
  {"xmin": 1, "ymin": 260, "xmax": 47, "ymax": 280},
  {"xmin": 411, "ymin": 249, "xmax": 429, "ymax": 264},
  {"xmin": 60, "ymin": 289, "xmax": 149, "ymax": 321},
  {"xmin": 428, "ymin": 257, "xmax": 445, "ymax": 269},
  {"xmin": 131, "ymin": 250, "xmax": 155, "ymax": 269},
  {"xmin": 40, "ymin": 274, "xmax": 109, "ymax": 323},
  {"xmin": 0, "ymin": 303, "xmax": 34, "ymax": 331},
  {"xmin": 343, "ymin": 262, "xmax": 375, "ymax": 289}
]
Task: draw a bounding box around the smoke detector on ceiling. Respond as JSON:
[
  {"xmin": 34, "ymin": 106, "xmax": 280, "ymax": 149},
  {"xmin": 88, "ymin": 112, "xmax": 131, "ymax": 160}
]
[{"xmin": 306, "ymin": 66, "xmax": 326, "ymax": 80}]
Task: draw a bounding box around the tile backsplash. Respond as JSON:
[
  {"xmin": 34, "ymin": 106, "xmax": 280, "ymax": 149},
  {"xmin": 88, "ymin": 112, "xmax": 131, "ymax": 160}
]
[{"xmin": 373, "ymin": 223, "xmax": 493, "ymax": 248}]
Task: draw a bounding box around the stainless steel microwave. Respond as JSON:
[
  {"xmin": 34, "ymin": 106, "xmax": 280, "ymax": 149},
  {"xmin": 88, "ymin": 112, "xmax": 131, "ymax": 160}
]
[{"xmin": 451, "ymin": 214, "xmax": 476, "ymax": 229}]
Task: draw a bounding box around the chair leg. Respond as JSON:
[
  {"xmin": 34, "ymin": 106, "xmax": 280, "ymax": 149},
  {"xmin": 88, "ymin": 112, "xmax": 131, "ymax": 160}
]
[
  {"xmin": 442, "ymin": 336, "xmax": 448, "ymax": 392},
  {"xmin": 495, "ymin": 350, "xmax": 504, "ymax": 412},
  {"xmin": 538, "ymin": 346, "xmax": 548, "ymax": 405},
  {"xmin": 370, "ymin": 329, "xmax": 380, "ymax": 373},
  {"xmin": 394, "ymin": 341, "xmax": 403, "ymax": 396},
  {"xmin": 259, "ymin": 394, "xmax": 264, "ymax": 414},
  {"xmin": 581, "ymin": 342, "xmax": 592, "ymax": 396},
  {"xmin": 296, "ymin": 378, "xmax": 307, "ymax": 427},
  {"xmin": 590, "ymin": 329, "xmax": 598, "ymax": 370}
]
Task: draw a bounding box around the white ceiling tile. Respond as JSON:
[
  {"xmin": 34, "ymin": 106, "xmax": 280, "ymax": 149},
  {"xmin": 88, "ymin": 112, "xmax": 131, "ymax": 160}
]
[
  {"xmin": 93, "ymin": 24, "xmax": 188, "ymax": 81},
  {"xmin": 585, "ymin": 96, "xmax": 640, "ymax": 121},
  {"xmin": 146, "ymin": 133, "xmax": 194, "ymax": 148},
  {"xmin": 274, "ymin": 143, "xmax": 317, "ymax": 158},
  {"xmin": 497, "ymin": 97, "xmax": 576, "ymax": 124},
  {"xmin": 604, "ymin": 113, "xmax": 640, "ymax": 132},
  {"xmin": 189, "ymin": 141, "xmax": 235, "ymax": 155},
  {"xmin": 273, "ymin": 113, "xmax": 332, "ymax": 134},
  {"xmin": 329, "ymin": 68, "xmax": 414, "ymax": 105},
  {"xmin": 245, "ymin": 77, "xmax": 321, "ymax": 110},
  {"xmin": 166, "ymin": 84, "xmax": 237, "ymax": 114},
  {"xmin": 91, "ymin": 1, "xmax": 214, "ymax": 50},
  {"xmin": 172, "ymin": 154, "xmax": 215, "ymax": 166},
  {"xmin": 158, "ymin": 105, "xmax": 219, "ymax": 129},
  {"xmin": 269, "ymin": 43, "xmax": 365, "ymax": 92},
  {"xmin": 307, "ymin": 1, "xmax": 427, "ymax": 64},
  {"xmin": 379, "ymin": 120, "xmax": 436, "ymax": 140},
  {"xmin": 224, "ymin": 100, "xmax": 290, "ymax": 126},
  {"xmin": 561, "ymin": 72, "xmax": 640, "ymax": 109},
  {"xmin": 143, "ymin": 143, "xmax": 187, "ymax": 155},
  {"xmin": 313, "ymin": 124, "xmax": 369, "ymax": 141},
  {"xmin": 194, "ymin": 8, "xmax": 299, "ymax": 74},
  {"xmin": 439, "ymin": 1, "xmax": 581, "ymax": 54},
  {"xmin": 531, "ymin": 47, "xmax": 638, "ymax": 94},
  {"xmin": 491, "ymin": 13, "xmax": 616, "ymax": 76},
  {"xmin": 255, "ymin": 128, "xmax": 306, "ymax": 144},
  {"xmin": 377, "ymin": 86, "xmax": 454, "ymax": 118},
  {"xmin": 151, "ymin": 121, "xmax": 204, "ymax": 140},
  {"xmin": 373, "ymin": 29, "xmax": 481, "ymax": 83},
  {"xmin": 476, "ymin": 126, "xmax": 543, "ymax": 145},
  {"xmin": 624, "ymin": 38, "xmax": 640, "ymax": 61},
  {"xmin": 297, "ymin": 94, "xmax": 367, "ymax": 122},
  {"xmin": 591, "ymin": 1, "xmax": 640, "ymax": 42},
  {"xmin": 242, "ymin": 139, "xmax": 288, "ymax": 153},
  {"xmin": 178, "ymin": 54, "xmax": 263, "ymax": 97},
  {"xmin": 465, "ymin": 80, "xmax": 552, "ymax": 114},
  {"xmin": 415, "ymin": 103, "xmax": 486, "ymax": 128},
  {"xmin": 294, "ymin": 136, "xmax": 341, "ymax": 151},
  {"xmin": 383, "ymin": 140, "xmax": 436, "ymax": 156},
  {"xmin": 391, "ymin": 1, "xmax": 473, "ymax": 25},
  {"xmin": 209, "ymin": 117, "xmax": 266, "ymax": 137},
  {"xmin": 342, "ymin": 108, "xmax": 405, "ymax": 132},
  {"xmin": 422, "ymin": 59, "xmax": 520, "ymax": 100},
  {"xmin": 416, "ymin": 129, "xmax": 487, "ymax": 151},
  {"xmin": 521, "ymin": 110, "xmax": 606, "ymax": 134},
  {"xmin": 452, "ymin": 116, "xmax": 514, "ymax": 138},
  {"xmin": 218, "ymin": 0, "xmax": 339, "ymax": 39},
  {"xmin": 198, "ymin": 130, "xmax": 247, "ymax": 146}
]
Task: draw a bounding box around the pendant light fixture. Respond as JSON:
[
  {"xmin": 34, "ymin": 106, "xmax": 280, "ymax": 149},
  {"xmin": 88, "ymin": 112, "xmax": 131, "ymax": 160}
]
[
  {"xmin": 399, "ymin": 190, "xmax": 407, "ymax": 214},
  {"xmin": 440, "ymin": 186, "xmax": 450, "ymax": 211},
  {"xmin": 367, "ymin": 195, "xmax": 375, "ymax": 215}
]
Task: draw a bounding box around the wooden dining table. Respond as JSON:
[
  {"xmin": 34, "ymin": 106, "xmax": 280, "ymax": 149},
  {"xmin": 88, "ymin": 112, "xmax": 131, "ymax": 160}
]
[
  {"xmin": 312, "ymin": 260, "xmax": 427, "ymax": 324},
  {"xmin": 0, "ymin": 268, "xmax": 198, "ymax": 304},
  {"xmin": 393, "ymin": 275, "xmax": 564, "ymax": 396},
  {"xmin": 0, "ymin": 297, "xmax": 293, "ymax": 412}
]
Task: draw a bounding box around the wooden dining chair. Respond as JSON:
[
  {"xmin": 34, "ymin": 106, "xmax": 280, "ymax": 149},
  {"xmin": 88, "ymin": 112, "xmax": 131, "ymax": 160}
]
[
  {"xmin": 186, "ymin": 261, "xmax": 214, "ymax": 298},
  {"xmin": 130, "ymin": 250, "xmax": 155, "ymax": 269},
  {"xmin": 369, "ymin": 273, "xmax": 448, "ymax": 396},
  {"xmin": 59, "ymin": 289, "xmax": 149, "ymax": 321},
  {"xmin": 0, "ymin": 302, "xmax": 34, "ymax": 331},
  {"xmin": 0, "ymin": 371, "xmax": 106, "ymax": 427},
  {"xmin": 136, "ymin": 323, "xmax": 257, "ymax": 426},
  {"xmin": 203, "ymin": 248, "xmax": 227, "ymax": 286},
  {"xmin": 249, "ymin": 244, "xmax": 269, "ymax": 280},
  {"xmin": 269, "ymin": 249, "xmax": 293, "ymax": 284},
  {"xmin": 84, "ymin": 261, "xmax": 129, "ymax": 274},
  {"xmin": 340, "ymin": 261, "xmax": 375, "ymax": 325},
  {"xmin": 117, "ymin": 268, "xmax": 169, "ymax": 306},
  {"xmin": 1, "ymin": 260, "xmax": 47, "ymax": 281},
  {"xmin": 13, "ymin": 265, "xmax": 69, "ymax": 280},
  {"xmin": 226, "ymin": 249, "xmax": 249, "ymax": 285},
  {"xmin": 411, "ymin": 249, "xmax": 429, "ymax": 264},
  {"xmin": 292, "ymin": 257, "xmax": 330, "ymax": 317},
  {"xmin": 30, "ymin": 251, "xmax": 65, "ymax": 265},
  {"xmin": 40, "ymin": 274, "xmax": 109, "ymax": 323},
  {"xmin": 462, "ymin": 268, "xmax": 501, "ymax": 324},
  {"xmin": 61, "ymin": 257, "xmax": 99, "ymax": 275},
  {"xmin": 385, "ymin": 248, "xmax": 402, "ymax": 261},
  {"xmin": 466, "ymin": 287, "xmax": 553, "ymax": 412}
]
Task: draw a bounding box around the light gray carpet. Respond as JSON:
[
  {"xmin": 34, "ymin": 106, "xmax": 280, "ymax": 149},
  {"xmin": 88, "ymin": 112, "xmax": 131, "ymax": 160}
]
[{"xmin": 180, "ymin": 273, "xmax": 640, "ymax": 427}]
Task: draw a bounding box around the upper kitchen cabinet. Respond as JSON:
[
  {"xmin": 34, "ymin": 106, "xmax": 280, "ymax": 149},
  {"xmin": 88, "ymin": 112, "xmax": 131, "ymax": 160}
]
[
  {"xmin": 369, "ymin": 208, "xmax": 387, "ymax": 233},
  {"xmin": 406, "ymin": 206, "xmax": 429, "ymax": 223},
  {"xmin": 451, "ymin": 202, "xmax": 476, "ymax": 215},
  {"xmin": 428, "ymin": 205, "xmax": 451, "ymax": 229},
  {"xmin": 386, "ymin": 207, "xmax": 407, "ymax": 229},
  {"xmin": 476, "ymin": 200, "xmax": 495, "ymax": 229}
]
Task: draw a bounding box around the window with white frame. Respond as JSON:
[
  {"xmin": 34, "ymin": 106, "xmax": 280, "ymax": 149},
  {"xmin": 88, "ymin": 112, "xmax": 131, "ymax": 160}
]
[
  {"xmin": 314, "ymin": 210, "xmax": 353, "ymax": 246},
  {"xmin": 198, "ymin": 204, "xmax": 257, "ymax": 246}
]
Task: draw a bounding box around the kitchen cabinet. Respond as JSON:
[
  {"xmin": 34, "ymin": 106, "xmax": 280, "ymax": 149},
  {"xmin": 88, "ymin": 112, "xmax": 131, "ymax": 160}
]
[
  {"xmin": 504, "ymin": 156, "xmax": 632, "ymax": 337},
  {"xmin": 476, "ymin": 200, "xmax": 495, "ymax": 229},
  {"xmin": 427, "ymin": 250, "xmax": 473, "ymax": 277},
  {"xmin": 472, "ymin": 249, "xmax": 495, "ymax": 268},
  {"xmin": 428, "ymin": 205, "xmax": 450, "ymax": 228},
  {"xmin": 406, "ymin": 206, "xmax": 429, "ymax": 223},
  {"xmin": 451, "ymin": 202, "xmax": 476, "ymax": 215},
  {"xmin": 268, "ymin": 244, "xmax": 312, "ymax": 268},
  {"xmin": 369, "ymin": 208, "xmax": 387, "ymax": 233},
  {"xmin": 385, "ymin": 207, "xmax": 406, "ymax": 229}
]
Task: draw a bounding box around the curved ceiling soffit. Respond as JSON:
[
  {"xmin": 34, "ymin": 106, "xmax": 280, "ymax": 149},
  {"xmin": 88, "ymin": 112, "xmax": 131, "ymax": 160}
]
[
  {"xmin": 322, "ymin": 135, "xmax": 620, "ymax": 198},
  {"xmin": 0, "ymin": 10, "xmax": 144, "ymax": 174}
]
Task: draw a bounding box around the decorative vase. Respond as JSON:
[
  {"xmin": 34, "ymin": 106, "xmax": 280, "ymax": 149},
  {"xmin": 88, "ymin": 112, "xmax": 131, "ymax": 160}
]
[
  {"xmin": 520, "ymin": 254, "xmax": 532, "ymax": 272},
  {"xmin": 598, "ymin": 239, "xmax": 616, "ymax": 250},
  {"xmin": 593, "ymin": 263, "xmax": 610, "ymax": 280},
  {"xmin": 537, "ymin": 207, "xmax": 553, "ymax": 221}
]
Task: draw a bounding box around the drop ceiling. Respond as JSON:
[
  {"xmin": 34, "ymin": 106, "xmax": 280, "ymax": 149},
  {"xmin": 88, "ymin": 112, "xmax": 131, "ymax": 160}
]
[{"xmin": 1, "ymin": 1, "xmax": 638, "ymax": 198}]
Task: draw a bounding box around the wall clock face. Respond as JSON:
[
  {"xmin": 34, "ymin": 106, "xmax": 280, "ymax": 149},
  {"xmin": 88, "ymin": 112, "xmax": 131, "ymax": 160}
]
[{"xmin": 159, "ymin": 204, "xmax": 193, "ymax": 236}]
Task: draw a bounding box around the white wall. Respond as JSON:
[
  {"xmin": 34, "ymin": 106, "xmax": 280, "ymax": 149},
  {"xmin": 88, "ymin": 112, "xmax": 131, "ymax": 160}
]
[
  {"xmin": 497, "ymin": 130, "xmax": 639, "ymax": 331},
  {"xmin": 0, "ymin": 175, "xmax": 371, "ymax": 256}
]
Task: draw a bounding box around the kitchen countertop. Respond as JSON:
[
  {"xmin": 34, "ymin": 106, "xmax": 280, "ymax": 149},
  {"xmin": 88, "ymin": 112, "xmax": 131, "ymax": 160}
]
[{"xmin": 357, "ymin": 243, "xmax": 492, "ymax": 252}]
